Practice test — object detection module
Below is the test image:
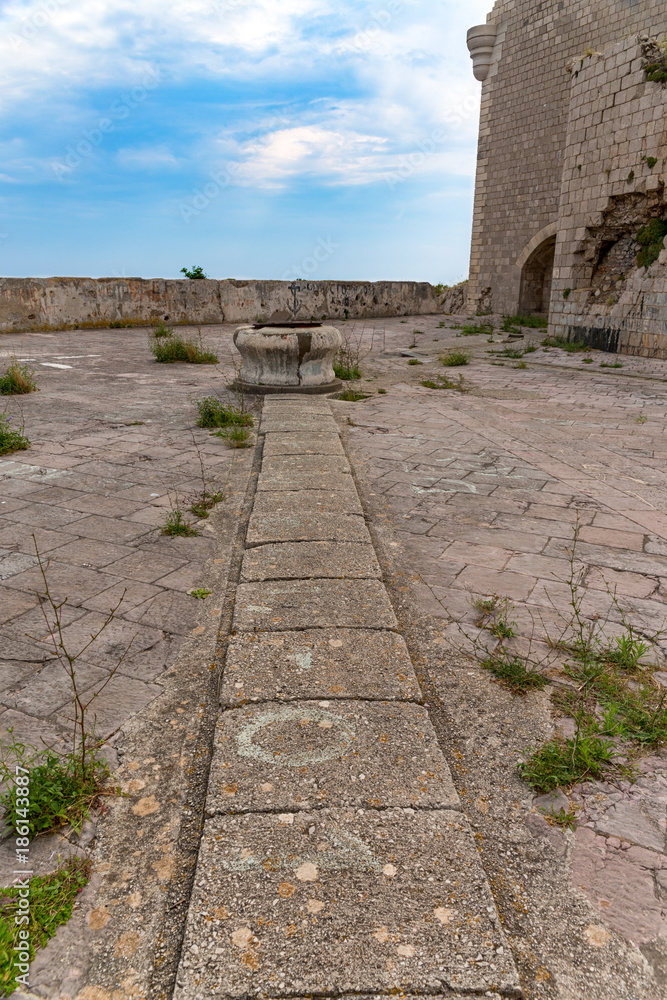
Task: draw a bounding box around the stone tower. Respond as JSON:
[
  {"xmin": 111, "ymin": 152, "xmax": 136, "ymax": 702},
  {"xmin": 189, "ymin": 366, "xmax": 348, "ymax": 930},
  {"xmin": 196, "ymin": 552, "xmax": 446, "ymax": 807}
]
[{"xmin": 466, "ymin": 0, "xmax": 667, "ymax": 357}]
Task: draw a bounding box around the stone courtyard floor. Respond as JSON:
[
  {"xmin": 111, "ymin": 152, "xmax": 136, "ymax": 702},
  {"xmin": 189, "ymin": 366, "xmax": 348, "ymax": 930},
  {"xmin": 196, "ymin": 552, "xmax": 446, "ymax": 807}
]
[{"xmin": 1, "ymin": 318, "xmax": 667, "ymax": 1000}]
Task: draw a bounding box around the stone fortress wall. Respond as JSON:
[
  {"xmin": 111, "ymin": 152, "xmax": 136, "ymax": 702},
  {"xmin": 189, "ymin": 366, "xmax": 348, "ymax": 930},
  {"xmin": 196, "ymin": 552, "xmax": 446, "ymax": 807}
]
[
  {"xmin": 0, "ymin": 277, "xmax": 452, "ymax": 333},
  {"xmin": 467, "ymin": 0, "xmax": 667, "ymax": 356}
]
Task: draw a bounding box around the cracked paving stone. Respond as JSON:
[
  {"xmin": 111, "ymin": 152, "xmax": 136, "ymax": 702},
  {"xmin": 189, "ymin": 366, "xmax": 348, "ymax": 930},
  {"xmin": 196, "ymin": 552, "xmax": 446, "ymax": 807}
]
[
  {"xmin": 260, "ymin": 454, "xmax": 351, "ymax": 475},
  {"xmin": 251, "ymin": 489, "xmax": 363, "ymax": 517},
  {"xmin": 263, "ymin": 433, "xmax": 345, "ymax": 457},
  {"xmin": 233, "ymin": 579, "xmax": 398, "ymax": 631},
  {"xmin": 173, "ymin": 807, "xmax": 518, "ymax": 999},
  {"xmin": 257, "ymin": 470, "xmax": 356, "ymax": 492},
  {"xmin": 206, "ymin": 700, "xmax": 458, "ymax": 814},
  {"xmin": 220, "ymin": 629, "xmax": 421, "ymax": 706}
]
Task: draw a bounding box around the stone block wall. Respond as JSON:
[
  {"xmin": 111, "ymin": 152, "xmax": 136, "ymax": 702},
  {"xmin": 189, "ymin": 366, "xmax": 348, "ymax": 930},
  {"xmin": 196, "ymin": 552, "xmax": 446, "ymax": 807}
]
[
  {"xmin": 549, "ymin": 36, "xmax": 667, "ymax": 357},
  {"xmin": 467, "ymin": 0, "xmax": 667, "ymax": 319},
  {"xmin": 0, "ymin": 278, "xmax": 446, "ymax": 334}
]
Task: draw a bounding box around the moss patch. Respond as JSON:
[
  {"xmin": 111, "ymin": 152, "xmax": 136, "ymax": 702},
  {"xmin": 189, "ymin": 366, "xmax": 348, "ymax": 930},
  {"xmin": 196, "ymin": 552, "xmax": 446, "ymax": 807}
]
[{"xmin": 636, "ymin": 218, "xmax": 667, "ymax": 269}]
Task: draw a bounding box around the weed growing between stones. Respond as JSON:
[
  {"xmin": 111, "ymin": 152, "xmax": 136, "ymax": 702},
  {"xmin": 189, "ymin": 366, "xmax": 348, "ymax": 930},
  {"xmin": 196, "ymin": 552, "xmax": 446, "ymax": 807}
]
[
  {"xmin": 151, "ymin": 319, "xmax": 173, "ymax": 338},
  {"xmin": 541, "ymin": 335, "xmax": 588, "ymax": 352},
  {"xmin": 600, "ymin": 361, "xmax": 623, "ymax": 368},
  {"xmin": 459, "ymin": 322, "xmax": 494, "ymax": 336},
  {"xmin": 0, "ymin": 358, "xmax": 38, "ymax": 395},
  {"xmin": 0, "ymin": 413, "xmax": 29, "ymax": 455},
  {"xmin": 195, "ymin": 396, "xmax": 253, "ymax": 429},
  {"xmin": 453, "ymin": 524, "xmax": 667, "ymax": 799},
  {"xmin": 440, "ymin": 350, "xmax": 470, "ymax": 367},
  {"xmin": 214, "ymin": 426, "xmax": 253, "ymax": 447},
  {"xmin": 377, "ymin": 388, "xmax": 387, "ymax": 394},
  {"xmin": 421, "ymin": 373, "xmax": 469, "ymax": 393},
  {"xmin": 636, "ymin": 414, "xmax": 648, "ymax": 424},
  {"xmin": 407, "ymin": 359, "xmax": 423, "ymax": 365},
  {"xmin": 337, "ymin": 389, "xmax": 367, "ymax": 402},
  {"xmin": 503, "ymin": 314, "xmax": 549, "ymax": 330},
  {"xmin": 191, "ymin": 588, "xmax": 212, "ymax": 599},
  {"xmin": 161, "ymin": 509, "xmax": 200, "ymax": 536},
  {"xmin": 151, "ymin": 330, "xmax": 218, "ymax": 364},
  {"xmin": 0, "ymin": 856, "xmax": 91, "ymax": 997}
]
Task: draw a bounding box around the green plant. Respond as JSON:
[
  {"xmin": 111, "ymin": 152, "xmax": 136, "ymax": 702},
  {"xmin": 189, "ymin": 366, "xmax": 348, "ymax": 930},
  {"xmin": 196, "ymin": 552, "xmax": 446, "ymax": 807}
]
[
  {"xmin": 460, "ymin": 322, "xmax": 493, "ymax": 336},
  {"xmin": 377, "ymin": 388, "xmax": 387, "ymax": 394},
  {"xmin": 646, "ymin": 156, "xmax": 659, "ymax": 169},
  {"xmin": 546, "ymin": 806, "xmax": 578, "ymax": 831},
  {"xmin": 333, "ymin": 332, "xmax": 363, "ymax": 381},
  {"xmin": 627, "ymin": 171, "xmax": 635, "ymax": 183},
  {"xmin": 563, "ymin": 288, "xmax": 571, "ymax": 299},
  {"xmin": 433, "ymin": 283, "xmax": 450, "ymax": 295},
  {"xmin": 582, "ymin": 358, "xmax": 593, "ymax": 364},
  {"xmin": 0, "ymin": 857, "xmax": 91, "ymax": 997},
  {"xmin": 503, "ymin": 314, "xmax": 549, "ymax": 330},
  {"xmin": 0, "ymin": 736, "xmax": 108, "ymax": 839},
  {"xmin": 180, "ymin": 265, "xmax": 208, "ymax": 279},
  {"xmin": 189, "ymin": 490, "xmax": 224, "ymax": 518},
  {"xmin": 440, "ymin": 350, "xmax": 470, "ymax": 367},
  {"xmin": 646, "ymin": 60, "xmax": 667, "ymax": 83},
  {"xmin": 513, "ymin": 361, "xmax": 528, "ymax": 369},
  {"xmin": 481, "ymin": 650, "xmax": 549, "ymax": 695},
  {"xmin": 151, "ymin": 333, "xmax": 218, "ymax": 364},
  {"xmin": 337, "ymin": 389, "xmax": 367, "ymax": 402},
  {"xmin": 191, "ymin": 588, "xmax": 212, "ymax": 599},
  {"xmin": 437, "ymin": 321, "xmax": 446, "ymax": 328},
  {"xmin": 215, "ymin": 426, "xmax": 254, "ymax": 447},
  {"xmin": 0, "ymin": 414, "xmax": 29, "ymax": 455},
  {"xmin": 600, "ymin": 361, "xmax": 623, "ymax": 368},
  {"xmin": 124, "ymin": 420, "xmax": 145, "ymax": 426},
  {"xmin": 407, "ymin": 359, "xmax": 422, "ymax": 366},
  {"xmin": 334, "ymin": 361, "xmax": 362, "ymax": 380},
  {"xmin": 636, "ymin": 218, "xmax": 667, "ymax": 269},
  {"xmin": 541, "ymin": 335, "xmax": 587, "ymax": 352},
  {"xmin": 0, "ymin": 359, "xmax": 38, "ymax": 395},
  {"xmin": 151, "ymin": 319, "xmax": 173, "ymax": 338},
  {"xmin": 519, "ymin": 733, "xmax": 618, "ymax": 793},
  {"xmin": 195, "ymin": 396, "xmax": 253, "ymax": 429},
  {"xmin": 636, "ymin": 414, "xmax": 648, "ymax": 424},
  {"xmin": 161, "ymin": 509, "xmax": 200, "ymax": 536},
  {"xmin": 108, "ymin": 320, "xmax": 132, "ymax": 328},
  {"xmin": 421, "ymin": 373, "xmax": 469, "ymax": 393},
  {"xmin": 489, "ymin": 618, "xmax": 516, "ymax": 640}
]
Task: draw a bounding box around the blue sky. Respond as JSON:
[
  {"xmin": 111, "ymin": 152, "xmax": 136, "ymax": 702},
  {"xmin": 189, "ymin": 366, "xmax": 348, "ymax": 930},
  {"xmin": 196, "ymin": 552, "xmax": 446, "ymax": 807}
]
[{"xmin": 0, "ymin": 0, "xmax": 491, "ymax": 283}]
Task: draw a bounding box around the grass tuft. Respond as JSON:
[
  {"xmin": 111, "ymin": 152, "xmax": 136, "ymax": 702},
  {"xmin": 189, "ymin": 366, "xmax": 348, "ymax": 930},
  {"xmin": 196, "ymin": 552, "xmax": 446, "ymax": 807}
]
[
  {"xmin": 421, "ymin": 373, "xmax": 469, "ymax": 393},
  {"xmin": 161, "ymin": 509, "xmax": 200, "ymax": 536},
  {"xmin": 195, "ymin": 396, "xmax": 253, "ymax": 429},
  {"xmin": 440, "ymin": 350, "xmax": 470, "ymax": 367},
  {"xmin": 541, "ymin": 335, "xmax": 588, "ymax": 352},
  {"xmin": 519, "ymin": 733, "xmax": 618, "ymax": 794},
  {"xmin": 214, "ymin": 426, "xmax": 254, "ymax": 447},
  {"xmin": 481, "ymin": 650, "xmax": 549, "ymax": 695},
  {"xmin": 151, "ymin": 334, "xmax": 218, "ymax": 364},
  {"xmin": 0, "ymin": 414, "xmax": 30, "ymax": 455},
  {"xmin": 151, "ymin": 319, "xmax": 173, "ymax": 338},
  {"xmin": 0, "ymin": 359, "xmax": 38, "ymax": 395}
]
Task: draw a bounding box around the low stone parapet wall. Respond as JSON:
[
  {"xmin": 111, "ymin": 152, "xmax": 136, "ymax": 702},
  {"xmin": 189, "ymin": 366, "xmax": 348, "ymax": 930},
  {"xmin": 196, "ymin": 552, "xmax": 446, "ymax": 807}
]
[{"xmin": 0, "ymin": 277, "xmax": 446, "ymax": 332}]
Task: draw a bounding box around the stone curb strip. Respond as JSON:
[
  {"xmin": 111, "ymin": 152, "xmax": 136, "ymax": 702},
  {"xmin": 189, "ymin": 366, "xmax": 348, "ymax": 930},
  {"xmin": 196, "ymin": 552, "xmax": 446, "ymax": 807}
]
[{"xmin": 173, "ymin": 397, "xmax": 521, "ymax": 999}]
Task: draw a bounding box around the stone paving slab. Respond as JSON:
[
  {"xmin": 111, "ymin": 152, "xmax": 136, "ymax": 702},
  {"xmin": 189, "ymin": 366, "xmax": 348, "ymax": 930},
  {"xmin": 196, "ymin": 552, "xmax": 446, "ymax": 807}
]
[
  {"xmin": 251, "ymin": 489, "xmax": 363, "ymax": 516},
  {"xmin": 263, "ymin": 433, "xmax": 345, "ymax": 456},
  {"xmin": 261, "ymin": 419, "xmax": 341, "ymax": 436},
  {"xmin": 207, "ymin": 700, "xmax": 457, "ymax": 814},
  {"xmin": 220, "ymin": 629, "xmax": 421, "ymax": 706},
  {"xmin": 174, "ymin": 807, "xmax": 517, "ymax": 999},
  {"xmin": 260, "ymin": 453, "xmax": 351, "ymax": 474},
  {"xmin": 241, "ymin": 541, "xmax": 380, "ymax": 581},
  {"xmin": 233, "ymin": 579, "xmax": 398, "ymax": 631},
  {"xmin": 247, "ymin": 510, "xmax": 368, "ymax": 544},
  {"xmin": 257, "ymin": 469, "xmax": 356, "ymax": 492}
]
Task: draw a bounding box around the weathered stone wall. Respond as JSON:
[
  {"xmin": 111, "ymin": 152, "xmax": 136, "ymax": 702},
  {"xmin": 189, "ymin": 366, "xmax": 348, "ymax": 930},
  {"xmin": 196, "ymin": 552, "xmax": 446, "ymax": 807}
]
[
  {"xmin": 467, "ymin": 0, "xmax": 667, "ymax": 318},
  {"xmin": 549, "ymin": 36, "xmax": 667, "ymax": 357},
  {"xmin": 0, "ymin": 278, "xmax": 445, "ymax": 333}
]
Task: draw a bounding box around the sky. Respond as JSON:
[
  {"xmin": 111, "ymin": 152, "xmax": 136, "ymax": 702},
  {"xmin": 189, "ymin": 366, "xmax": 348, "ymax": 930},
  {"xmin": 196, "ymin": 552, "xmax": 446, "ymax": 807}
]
[{"xmin": 0, "ymin": 0, "xmax": 492, "ymax": 283}]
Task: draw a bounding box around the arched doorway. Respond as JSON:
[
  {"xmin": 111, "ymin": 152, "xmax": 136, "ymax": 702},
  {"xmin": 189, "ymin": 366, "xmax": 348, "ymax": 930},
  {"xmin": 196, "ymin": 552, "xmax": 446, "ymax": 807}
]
[{"xmin": 519, "ymin": 235, "xmax": 556, "ymax": 314}]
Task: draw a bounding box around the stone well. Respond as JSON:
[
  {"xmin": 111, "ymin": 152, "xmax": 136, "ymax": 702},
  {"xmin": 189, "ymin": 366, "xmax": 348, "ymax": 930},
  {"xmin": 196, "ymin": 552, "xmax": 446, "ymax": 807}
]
[{"xmin": 232, "ymin": 322, "xmax": 342, "ymax": 394}]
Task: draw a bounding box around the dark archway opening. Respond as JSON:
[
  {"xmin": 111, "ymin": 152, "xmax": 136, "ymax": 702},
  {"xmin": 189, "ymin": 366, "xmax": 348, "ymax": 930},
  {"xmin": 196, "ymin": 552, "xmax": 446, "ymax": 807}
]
[{"xmin": 519, "ymin": 235, "xmax": 556, "ymax": 314}]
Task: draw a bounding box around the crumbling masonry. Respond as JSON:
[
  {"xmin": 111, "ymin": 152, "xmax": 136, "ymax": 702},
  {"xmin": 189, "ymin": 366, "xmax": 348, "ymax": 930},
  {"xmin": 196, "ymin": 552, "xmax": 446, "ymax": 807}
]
[{"xmin": 467, "ymin": 0, "xmax": 667, "ymax": 357}]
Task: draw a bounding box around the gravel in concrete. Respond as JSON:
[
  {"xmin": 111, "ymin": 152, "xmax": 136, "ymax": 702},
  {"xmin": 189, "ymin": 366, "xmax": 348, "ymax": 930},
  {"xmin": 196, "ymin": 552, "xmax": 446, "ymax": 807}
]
[
  {"xmin": 220, "ymin": 629, "xmax": 421, "ymax": 706},
  {"xmin": 260, "ymin": 417, "xmax": 341, "ymax": 435},
  {"xmin": 257, "ymin": 470, "xmax": 356, "ymax": 492},
  {"xmin": 173, "ymin": 807, "xmax": 518, "ymax": 999},
  {"xmin": 207, "ymin": 699, "xmax": 458, "ymax": 814},
  {"xmin": 233, "ymin": 579, "xmax": 398, "ymax": 631},
  {"xmin": 241, "ymin": 541, "xmax": 379, "ymax": 581},
  {"xmin": 247, "ymin": 511, "xmax": 368, "ymax": 544}
]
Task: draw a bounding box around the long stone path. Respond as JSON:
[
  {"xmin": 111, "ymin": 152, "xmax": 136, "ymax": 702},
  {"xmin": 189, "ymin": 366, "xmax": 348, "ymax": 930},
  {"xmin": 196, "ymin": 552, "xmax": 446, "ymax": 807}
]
[{"xmin": 173, "ymin": 395, "xmax": 520, "ymax": 999}]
